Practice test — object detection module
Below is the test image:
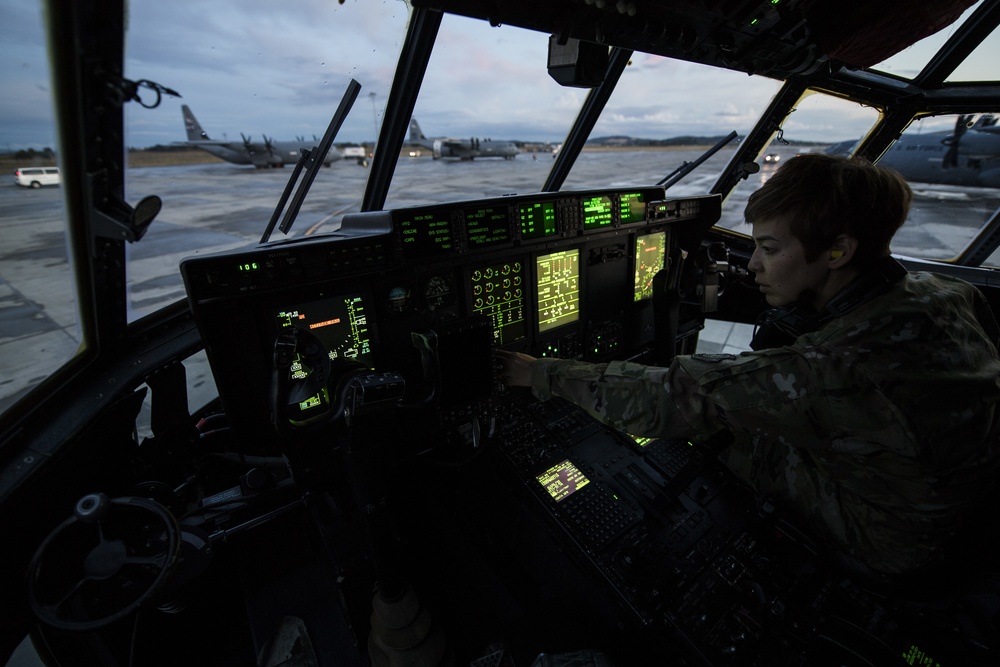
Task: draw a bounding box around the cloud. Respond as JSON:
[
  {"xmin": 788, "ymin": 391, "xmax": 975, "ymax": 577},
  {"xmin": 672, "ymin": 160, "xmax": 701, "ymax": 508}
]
[{"xmin": 1, "ymin": 0, "xmax": 973, "ymax": 151}]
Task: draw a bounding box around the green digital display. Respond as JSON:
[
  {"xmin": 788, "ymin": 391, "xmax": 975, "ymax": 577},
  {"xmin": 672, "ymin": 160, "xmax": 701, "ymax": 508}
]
[
  {"xmin": 537, "ymin": 459, "xmax": 590, "ymax": 502},
  {"xmin": 536, "ymin": 248, "xmax": 580, "ymax": 333},
  {"xmin": 619, "ymin": 192, "xmax": 646, "ymax": 224},
  {"xmin": 634, "ymin": 231, "xmax": 667, "ymax": 301},
  {"xmin": 470, "ymin": 260, "xmax": 526, "ymax": 345},
  {"xmin": 465, "ymin": 206, "xmax": 510, "ymax": 247},
  {"xmin": 582, "ymin": 195, "xmax": 613, "ymax": 229},
  {"xmin": 398, "ymin": 211, "xmax": 453, "ymax": 257},
  {"xmin": 238, "ymin": 261, "xmax": 260, "ymax": 272},
  {"xmin": 519, "ymin": 201, "xmax": 557, "ymax": 239}
]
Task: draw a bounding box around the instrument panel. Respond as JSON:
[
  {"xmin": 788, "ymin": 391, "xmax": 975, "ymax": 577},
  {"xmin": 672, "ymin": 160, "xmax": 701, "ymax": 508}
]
[{"xmin": 180, "ymin": 187, "xmax": 721, "ymax": 446}]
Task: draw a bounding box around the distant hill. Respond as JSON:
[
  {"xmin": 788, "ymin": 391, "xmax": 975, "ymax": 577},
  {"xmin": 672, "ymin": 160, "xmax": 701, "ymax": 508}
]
[
  {"xmin": 588, "ymin": 135, "xmax": 733, "ymax": 147},
  {"xmin": 587, "ymin": 135, "xmax": 826, "ymax": 147}
]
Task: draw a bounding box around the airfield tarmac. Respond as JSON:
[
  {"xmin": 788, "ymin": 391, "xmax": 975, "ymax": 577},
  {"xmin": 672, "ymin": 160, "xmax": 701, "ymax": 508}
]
[{"xmin": 2, "ymin": 147, "xmax": 1000, "ymax": 415}]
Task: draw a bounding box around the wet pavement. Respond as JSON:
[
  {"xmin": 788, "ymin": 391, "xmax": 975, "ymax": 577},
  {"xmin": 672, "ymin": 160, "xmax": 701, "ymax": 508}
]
[{"xmin": 2, "ymin": 148, "xmax": 999, "ymax": 410}]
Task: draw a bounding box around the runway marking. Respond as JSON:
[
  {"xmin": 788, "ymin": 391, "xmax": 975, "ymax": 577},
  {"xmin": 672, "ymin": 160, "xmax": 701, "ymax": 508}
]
[{"xmin": 305, "ymin": 203, "xmax": 358, "ymax": 235}]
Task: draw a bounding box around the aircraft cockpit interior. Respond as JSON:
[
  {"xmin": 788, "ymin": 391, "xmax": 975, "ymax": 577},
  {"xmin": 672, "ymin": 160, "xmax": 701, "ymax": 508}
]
[{"xmin": 3, "ymin": 1, "xmax": 1000, "ymax": 666}]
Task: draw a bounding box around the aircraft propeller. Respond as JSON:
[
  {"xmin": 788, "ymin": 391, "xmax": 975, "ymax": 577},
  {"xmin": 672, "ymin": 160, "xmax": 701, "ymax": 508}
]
[
  {"xmin": 942, "ymin": 114, "xmax": 975, "ymax": 169},
  {"xmin": 240, "ymin": 132, "xmax": 255, "ymax": 157}
]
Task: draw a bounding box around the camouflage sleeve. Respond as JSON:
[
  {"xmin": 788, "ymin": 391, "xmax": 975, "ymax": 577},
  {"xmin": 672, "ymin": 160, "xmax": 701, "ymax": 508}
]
[
  {"xmin": 530, "ymin": 349, "xmax": 859, "ymax": 448},
  {"xmin": 529, "ymin": 357, "xmax": 723, "ymax": 439}
]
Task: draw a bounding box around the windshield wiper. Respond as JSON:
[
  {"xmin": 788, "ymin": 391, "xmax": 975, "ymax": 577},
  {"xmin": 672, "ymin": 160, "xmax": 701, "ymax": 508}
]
[
  {"xmin": 658, "ymin": 130, "xmax": 738, "ymax": 190},
  {"xmin": 260, "ymin": 79, "xmax": 362, "ymax": 243}
]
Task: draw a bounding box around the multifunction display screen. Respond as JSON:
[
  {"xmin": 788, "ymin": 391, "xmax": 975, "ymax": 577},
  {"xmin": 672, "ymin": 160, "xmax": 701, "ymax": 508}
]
[
  {"xmin": 276, "ymin": 293, "xmax": 373, "ymax": 365},
  {"xmin": 537, "ymin": 459, "xmax": 590, "ymax": 502},
  {"xmin": 398, "ymin": 211, "xmax": 454, "ymax": 258},
  {"xmin": 519, "ymin": 201, "xmax": 557, "ymax": 239},
  {"xmin": 619, "ymin": 192, "xmax": 646, "ymax": 224},
  {"xmin": 470, "ymin": 260, "xmax": 526, "ymax": 345},
  {"xmin": 464, "ymin": 206, "xmax": 510, "ymax": 247},
  {"xmin": 634, "ymin": 231, "xmax": 667, "ymax": 301},
  {"xmin": 275, "ymin": 293, "xmax": 373, "ymax": 418},
  {"xmin": 582, "ymin": 195, "xmax": 613, "ymax": 230},
  {"xmin": 536, "ymin": 248, "xmax": 580, "ymax": 333}
]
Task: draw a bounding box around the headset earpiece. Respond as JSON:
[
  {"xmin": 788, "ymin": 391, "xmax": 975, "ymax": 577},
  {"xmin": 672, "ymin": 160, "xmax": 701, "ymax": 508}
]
[{"xmin": 830, "ymin": 249, "xmax": 844, "ymax": 260}]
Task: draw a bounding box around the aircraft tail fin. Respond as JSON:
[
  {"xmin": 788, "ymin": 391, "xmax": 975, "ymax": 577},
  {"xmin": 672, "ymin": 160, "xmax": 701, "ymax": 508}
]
[
  {"xmin": 409, "ymin": 118, "xmax": 427, "ymax": 142},
  {"xmin": 182, "ymin": 105, "xmax": 209, "ymax": 141}
]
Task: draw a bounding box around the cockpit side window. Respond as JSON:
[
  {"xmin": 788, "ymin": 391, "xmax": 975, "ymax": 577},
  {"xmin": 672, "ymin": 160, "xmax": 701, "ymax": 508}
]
[
  {"xmin": 718, "ymin": 90, "xmax": 881, "ymax": 235},
  {"xmin": 0, "ymin": 3, "xmax": 80, "ymax": 418},
  {"xmin": 887, "ymin": 114, "xmax": 1000, "ymax": 263}
]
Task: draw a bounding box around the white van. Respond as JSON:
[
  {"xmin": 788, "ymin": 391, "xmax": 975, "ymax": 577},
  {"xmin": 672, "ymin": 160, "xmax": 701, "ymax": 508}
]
[{"xmin": 13, "ymin": 167, "xmax": 60, "ymax": 188}]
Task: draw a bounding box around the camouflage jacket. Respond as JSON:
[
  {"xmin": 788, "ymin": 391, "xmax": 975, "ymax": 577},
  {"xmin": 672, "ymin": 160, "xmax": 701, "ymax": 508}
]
[{"xmin": 529, "ymin": 272, "xmax": 1000, "ymax": 575}]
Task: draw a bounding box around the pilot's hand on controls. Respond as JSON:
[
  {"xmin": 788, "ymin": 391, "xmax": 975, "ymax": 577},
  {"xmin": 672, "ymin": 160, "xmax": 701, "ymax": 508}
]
[{"xmin": 496, "ymin": 349, "xmax": 537, "ymax": 388}]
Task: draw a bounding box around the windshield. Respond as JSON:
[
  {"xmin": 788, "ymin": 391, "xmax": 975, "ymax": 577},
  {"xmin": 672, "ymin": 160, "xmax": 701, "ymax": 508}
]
[{"xmin": 2, "ymin": 0, "xmax": 1000, "ymax": 423}]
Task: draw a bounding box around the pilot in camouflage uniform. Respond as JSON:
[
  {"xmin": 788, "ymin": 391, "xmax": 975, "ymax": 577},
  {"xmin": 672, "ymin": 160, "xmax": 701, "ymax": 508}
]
[
  {"xmin": 527, "ymin": 269, "xmax": 1000, "ymax": 576},
  {"xmin": 501, "ymin": 154, "xmax": 1000, "ymax": 577}
]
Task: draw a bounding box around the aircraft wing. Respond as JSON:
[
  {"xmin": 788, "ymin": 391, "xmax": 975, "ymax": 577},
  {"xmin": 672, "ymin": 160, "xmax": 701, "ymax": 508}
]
[{"xmin": 174, "ymin": 140, "xmax": 244, "ymax": 148}]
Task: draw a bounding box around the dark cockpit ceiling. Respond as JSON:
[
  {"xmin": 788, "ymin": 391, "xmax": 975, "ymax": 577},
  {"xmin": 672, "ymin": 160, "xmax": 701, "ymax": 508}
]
[{"xmin": 412, "ymin": 0, "xmax": 981, "ymax": 80}]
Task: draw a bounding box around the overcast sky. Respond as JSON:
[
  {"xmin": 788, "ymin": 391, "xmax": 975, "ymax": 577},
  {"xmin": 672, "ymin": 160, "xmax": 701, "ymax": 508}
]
[{"xmin": 0, "ymin": 0, "xmax": 992, "ymax": 152}]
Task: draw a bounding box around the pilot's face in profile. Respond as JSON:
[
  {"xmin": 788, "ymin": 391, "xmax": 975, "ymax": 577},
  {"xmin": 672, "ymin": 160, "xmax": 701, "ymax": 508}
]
[{"xmin": 748, "ymin": 217, "xmax": 830, "ymax": 308}]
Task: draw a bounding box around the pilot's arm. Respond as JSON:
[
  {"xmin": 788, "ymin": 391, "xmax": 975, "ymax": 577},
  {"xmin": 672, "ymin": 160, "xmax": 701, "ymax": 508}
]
[
  {"xmin": 497, "ymin": 347, "xmax": 846, "ymax": 447},
  {"xmin": 497, "ymin": 349, "xmax": 724, "ymax": 440}
]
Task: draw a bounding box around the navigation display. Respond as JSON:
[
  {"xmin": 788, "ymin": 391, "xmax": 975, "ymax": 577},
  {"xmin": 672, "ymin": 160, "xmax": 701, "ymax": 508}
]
[
  {"xmin": 398, "ymin": 210, "xmax": 454, "ymax": 258},
  {"xmin": 276, "ymin": 293, "xmax": 374, "ymax": 366},
  {"xmin": 582, "ymin": 195, "xmax": 613, "ymax": 230},
  {"xmin": 519, "ymin": 201, "xmax": 557, "ymax": 239},
  {"xmin": 619, "ymin": 192, "xmax": 646, "ymax": 224},
  {"xmin": 464, "ymin": 206, "xmax": 510, "ymax": 247},
  {"xmin": 536, "ymin": 248, "xmax": 580, "ymax": 333},
  {"xmin": 634, "ymin": 231, "xmax": 666, "ymax": 301},
  {"xmin": 275, "ymin": 293, "xmax": 373, "ymax": 420},
  {"xmin": 470, "ymin": 260, "xmax": 526, "ymax": 345},
  {"xmin": 537, "ymin": 459, "xmax": 590, "ymax": 502}
]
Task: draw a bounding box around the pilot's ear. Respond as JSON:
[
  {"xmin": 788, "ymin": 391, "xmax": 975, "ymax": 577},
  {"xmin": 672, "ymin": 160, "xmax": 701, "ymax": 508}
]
[{"xmin": 828, "ymin": 235, "xmax": 858, "ymax": 267}]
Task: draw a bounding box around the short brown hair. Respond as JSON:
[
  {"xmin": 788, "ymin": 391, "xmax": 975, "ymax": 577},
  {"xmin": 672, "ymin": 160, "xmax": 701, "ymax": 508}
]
[{"xmin": 744, "ymin": 154, "xmax": 912, "ymax": 269}]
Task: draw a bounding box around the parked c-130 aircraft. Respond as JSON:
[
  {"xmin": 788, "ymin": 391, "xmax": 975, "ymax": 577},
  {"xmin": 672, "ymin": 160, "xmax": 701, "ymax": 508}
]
[
  {"xmin": 827, "ymin": 113, "xmax": 1000, "ymax": 188},
  {"xmin": 4, "ymin": 1, "xmax": 1000, "ymax": 667},
  {"xmin": 180, "ymin": 104, "xmax": 343, "ymax": 168},
  {"xmin": 408, "ymin": 118, "xmax": 520, "ymax": 159}
]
